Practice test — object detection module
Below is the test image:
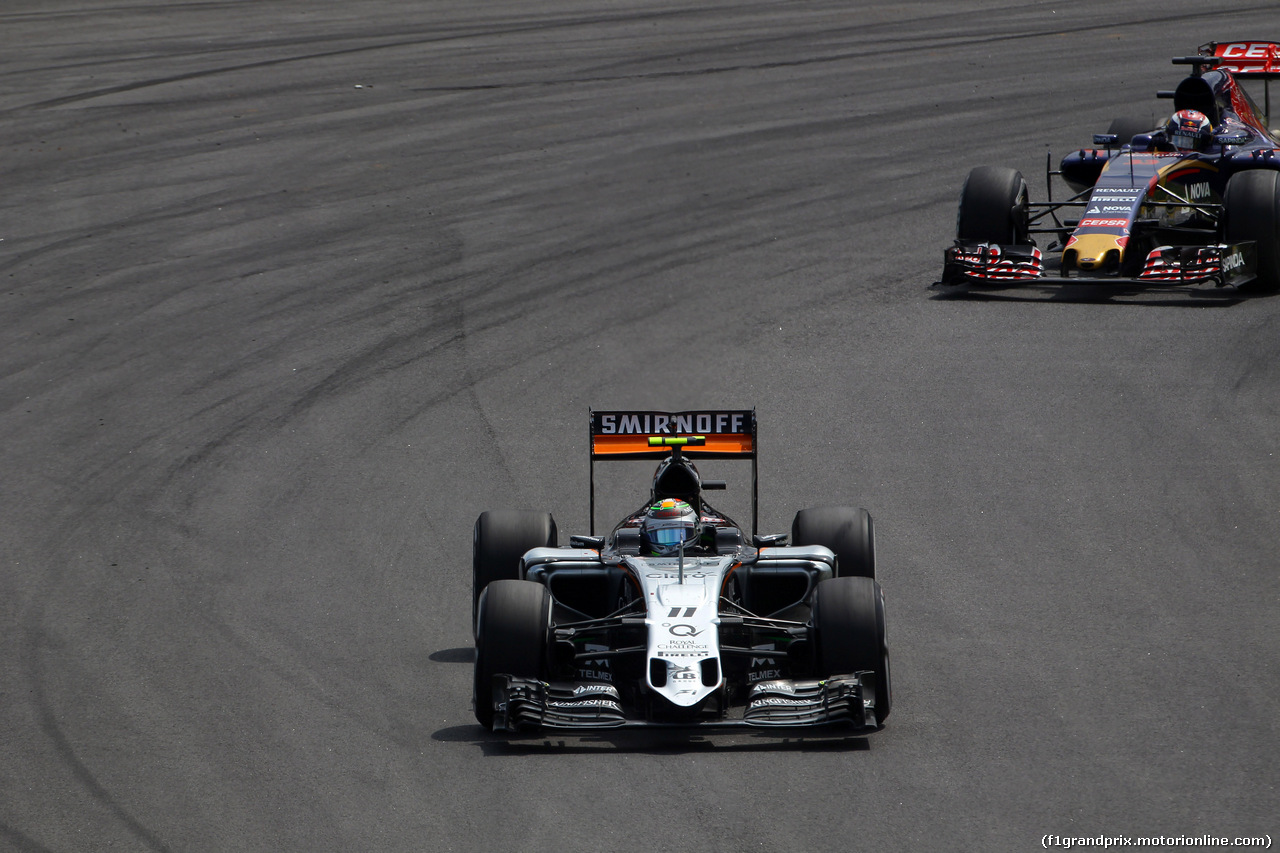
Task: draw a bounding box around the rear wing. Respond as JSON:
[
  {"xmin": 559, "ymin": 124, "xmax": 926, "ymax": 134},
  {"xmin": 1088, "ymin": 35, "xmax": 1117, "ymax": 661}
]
[
  {"xmin": 588, "ymin": 409, "xmax": 757, "ymax": 534},
  {"xmin": 1201, "ymin": 42, "xmax": 1280, "ymax": 76},
  {"xmin": 1200, "ymin": 42, "xmax": 1280, "ymax": 126}
]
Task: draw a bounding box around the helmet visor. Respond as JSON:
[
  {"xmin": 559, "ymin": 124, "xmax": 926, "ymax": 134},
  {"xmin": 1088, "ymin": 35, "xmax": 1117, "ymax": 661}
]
[{"xmin": 651, "ymin": 525, "xmax": 693, "ymax": 547}]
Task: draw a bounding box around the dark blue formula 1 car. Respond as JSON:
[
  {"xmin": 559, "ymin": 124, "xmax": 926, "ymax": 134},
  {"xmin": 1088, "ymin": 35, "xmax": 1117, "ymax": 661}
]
[
  {"xmin": 938, "ymin": 41, "xmax": 1280, "ymax": 294},
  {"xmin": 470, "ymin": 410, "xmax": 890, "ymax": 733}
]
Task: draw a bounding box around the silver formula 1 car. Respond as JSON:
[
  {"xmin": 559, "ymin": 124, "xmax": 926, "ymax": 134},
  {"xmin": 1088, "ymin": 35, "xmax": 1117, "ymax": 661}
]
[
  {"xmin": 471, "ymin": 410, "xmax": 890, "ymax": 733},
  {"xmin": 937, "ymin": 41, "xmax": 1280, "ymax": 294}
]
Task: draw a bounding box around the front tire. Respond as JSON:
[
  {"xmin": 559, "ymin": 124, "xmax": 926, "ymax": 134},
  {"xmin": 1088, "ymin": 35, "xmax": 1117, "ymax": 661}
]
[
  {"xmin": 472, "ymin": 510, "xmax": 557, "ymax": 634},
  {"xmin": 473, "ymin": 579, "xmax": 551, "ymax": 730},
  {"xmin": 1223, "ymin": 170, "xmax": 1280, "ymax": 294},
  {"xmin": 791, "ymin": 506, "xmax": 876, "ymax": 579},
  {"xmin": 956, "ymin": 165, "xmax": 1030, "ymax": 245},
  {"xmin": 811, "ymin": 576, "xmax": 891, "ymax": 725}
]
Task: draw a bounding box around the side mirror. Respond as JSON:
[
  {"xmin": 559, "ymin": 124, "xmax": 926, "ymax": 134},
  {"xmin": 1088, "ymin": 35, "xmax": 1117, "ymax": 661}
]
[
  {"xmin": 752, "ymin": 533, "xmax": 789, "ymax": 547},
  {"xmin": 569, "ymin": 535, "xmax": 605, "ymax": 549},
  {"xmin": 702, "ymin": 480, "xmax": 727, "ymax": 491},
  {"xmin": 1093, "ymin": 133, "xmax": 1120, "ymax": 147}
]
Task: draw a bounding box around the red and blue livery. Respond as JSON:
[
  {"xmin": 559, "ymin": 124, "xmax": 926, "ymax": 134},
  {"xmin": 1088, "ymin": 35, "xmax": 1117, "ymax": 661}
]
[{"xmin": 938, "ymin": 42, "xmax": 1280, "ymax": 294}]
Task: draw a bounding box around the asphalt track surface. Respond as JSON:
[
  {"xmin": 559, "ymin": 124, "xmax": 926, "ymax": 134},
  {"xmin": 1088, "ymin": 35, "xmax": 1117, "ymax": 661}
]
[{"xmin": 2, "ymin": 2, "xmax": 1278, "ymax": 851}]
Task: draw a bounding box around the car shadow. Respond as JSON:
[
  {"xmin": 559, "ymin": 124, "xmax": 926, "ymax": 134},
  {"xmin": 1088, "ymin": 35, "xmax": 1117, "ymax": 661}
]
[
  {"xmin": 928, "ymin": 282, "xmax": 1261, "ymax": 306},
  {"xmin": 434, "ymin": 724, "xmax": 873, "ymax": 754},
  {"xmin": 430, "ymin": 647, "xmax": 475, "ymax": 663}
]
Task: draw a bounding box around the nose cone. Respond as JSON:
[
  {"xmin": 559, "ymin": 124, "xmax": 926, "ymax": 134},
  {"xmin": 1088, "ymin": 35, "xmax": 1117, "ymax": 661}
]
[{"xmin": 1064, "ymin": 233, "xmax": 1127, "ymax": 270}]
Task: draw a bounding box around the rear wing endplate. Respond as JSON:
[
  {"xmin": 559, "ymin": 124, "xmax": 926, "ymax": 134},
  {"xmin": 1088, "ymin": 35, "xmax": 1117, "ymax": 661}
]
[{"xmin": 588, "ymin": 409, "xmax": 758, "ymax": 535}]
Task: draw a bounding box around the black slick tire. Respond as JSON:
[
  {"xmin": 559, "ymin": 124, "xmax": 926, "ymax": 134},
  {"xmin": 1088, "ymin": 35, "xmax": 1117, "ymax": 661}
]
[
  {"xmin": 1223, "ymin": 170, "xmax": 1280, "ymax": 294},
  {"xmin": 473, "ymin": 579, "xmax": 551, "ymax": 730},
  {"xmin": 1106, "ymin": 116, "xmax": 1155, "ymax": 148},
  {"xmin": 791, "ymin": 506, "xmax": 876, "ymax": 579},
  {"xmin": 472, "ymin": 510, "xmax": 556, "ymax": 634},
  {"xmin": 956, "ymin": 165, "xmax": 1030, "ymax": 245},
  {"xmin": 811, "ymin": 576, "xmax": 891, "ymax": 725}
]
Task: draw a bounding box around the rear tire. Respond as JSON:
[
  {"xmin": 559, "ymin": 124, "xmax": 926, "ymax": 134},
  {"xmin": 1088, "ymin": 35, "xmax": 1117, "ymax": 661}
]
[
  {"xmin": 791, "ymin": 506, "xmax": 876, "ymax": 579},
  {"xmin": 473, "ymin": 579, "xmax": 551, "ymax": 730},
  {"xmin": 1106, "ymin": 116, "xmax": 1155, "ymax": 148},
  {"xmin": 811, "ymin": 576, "xmax": 891, "ymax": 725},
  {"xmin": 472, "ymin": 510, "xmax": 556, "ymax": 634},
  {"xmin": 956, "ymin": 166, "xmax": 1030, "ymax": 245},
  {"xmin": 1223, "ymin": 170, "xmax": 1280, "ymax": 294}
]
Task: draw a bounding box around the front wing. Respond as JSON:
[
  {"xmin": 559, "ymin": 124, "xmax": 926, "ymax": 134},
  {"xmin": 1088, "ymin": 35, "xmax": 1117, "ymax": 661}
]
[
  {"xmin": 938, "ymin": 241, "xmax": 1257, "ymax": 289},
  {"xmin": 489, "ymin": 674, "xmax": 879, "ymax": 732}
]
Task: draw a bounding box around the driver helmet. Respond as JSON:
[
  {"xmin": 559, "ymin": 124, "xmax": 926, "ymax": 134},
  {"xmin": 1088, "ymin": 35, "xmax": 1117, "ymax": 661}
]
[
  {"xmin": 641, "ymin": 498, "xmax": 700, "ymax": 556},
  {"xmin": 1164, "ymin": 109, "xmax": 1212, "ymax": 151}
]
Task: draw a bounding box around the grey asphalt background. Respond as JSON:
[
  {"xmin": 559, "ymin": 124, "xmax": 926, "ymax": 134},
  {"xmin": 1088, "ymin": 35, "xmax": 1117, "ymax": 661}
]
[{"xmin": 1, "ymin": 1, "xmax": 1277, "ymax": 851}]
